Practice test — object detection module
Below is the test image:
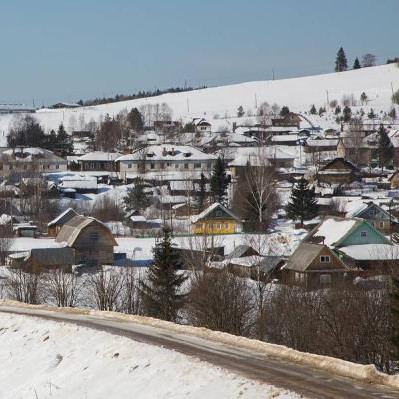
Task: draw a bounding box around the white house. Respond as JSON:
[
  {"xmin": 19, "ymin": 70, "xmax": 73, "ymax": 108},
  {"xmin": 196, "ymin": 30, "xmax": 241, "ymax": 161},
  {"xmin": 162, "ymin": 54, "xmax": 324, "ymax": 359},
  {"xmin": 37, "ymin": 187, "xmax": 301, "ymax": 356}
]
[
  {"xmin": 193, "ymin": 118, "xmax": 212, "ymax": 134},
  {"xmin": 116, "ymin": 145, "xmax": 217, "ymax": 180}
]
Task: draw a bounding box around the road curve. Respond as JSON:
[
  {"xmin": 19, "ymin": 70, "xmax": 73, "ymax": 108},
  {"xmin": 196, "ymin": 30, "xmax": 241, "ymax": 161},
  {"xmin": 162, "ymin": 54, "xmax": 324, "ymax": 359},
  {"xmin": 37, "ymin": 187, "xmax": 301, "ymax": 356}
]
[{"xmin": 0, "ymin": 305, "xmax": 398, "ymax": 399}]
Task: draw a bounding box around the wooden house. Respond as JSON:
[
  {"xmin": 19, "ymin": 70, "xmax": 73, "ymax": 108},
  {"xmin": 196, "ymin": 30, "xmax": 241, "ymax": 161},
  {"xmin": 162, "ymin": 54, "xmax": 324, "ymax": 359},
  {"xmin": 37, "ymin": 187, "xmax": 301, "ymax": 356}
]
[
  {"xmin": 283, "ymin": 243, "xmax": 350, "ymax": 289},
  {"xmin": 191, "ymin": 203, "xmax": 243, "ymax": 235},
  {"xmin": 47, "ymin": 208, "xmax": 79, "ymax": 237},
  {"xmin": 55, "ymin": 215, "xmax": 117, "ymax": 266},
  {"xmin": 318, "ymin": 158, "xmax": 361, "ymax": 185},
  {"xmin": 23, "ymin": 247, "xmax": 75, "ymax": 272},
  {"xmin": 346, "ymin": 201, "xmax": 397, "ymax": 234}
]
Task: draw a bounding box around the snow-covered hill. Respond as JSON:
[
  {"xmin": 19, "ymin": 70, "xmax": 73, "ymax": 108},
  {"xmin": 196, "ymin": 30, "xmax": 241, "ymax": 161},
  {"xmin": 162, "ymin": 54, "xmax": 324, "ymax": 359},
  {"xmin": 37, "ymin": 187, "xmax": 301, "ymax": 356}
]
[
  {"xmin": 0, "ymin": 63, "xmax": 398, "ymax": 142},
  {"xmin": 0, "ymin": 313, "xmax": 300, "ymax": 399}
]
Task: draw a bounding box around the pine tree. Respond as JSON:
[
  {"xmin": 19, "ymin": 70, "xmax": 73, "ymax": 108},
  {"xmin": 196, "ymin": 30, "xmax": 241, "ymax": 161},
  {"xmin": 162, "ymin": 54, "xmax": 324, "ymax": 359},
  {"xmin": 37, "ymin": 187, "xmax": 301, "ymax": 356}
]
[
  {"xmin": 198, "ymin": 172, "xmax": 207, "ymax": 211},
  {"xmin": 237, "ymin": 105, "xmax": 245, "ymax": 118},
  {"xmin": 335, "ymin": 105, "xmax": 341, "ymax": 115},
  {"xmin": 210, "ymin": 157, "xmax": 229, "ymax": 205},
  {"xmin": 280, "ymin": 106, "xmax": 290, "ymax": 117},
  {"xmin": 353, "ymin": 57, "xmax": 361, "ymax": 69},
  {"xmin": 127, "ymin": 108, "xmax": 144, "ymax": 131},
  {"xmin": 140, "ymin": 228, "xmax": 187, "ymax": 322},
  {"xmin": 124, "ymin": 177, "xmax": 150, "ymax": 213},
  {"xmin": 342, "ymin": 106, "xmax": 352, "ymax": 122},
  {"xmin": 286, "ymin": 178, "xmax": 318, "ymax": 226},
  {"xmin": 310, "ymin": 104, "xmax": 317, "ymax": 115},
  {"xmin": 390, "ymin": 274, "xmax": 399, "ymax": 359},
  {"xmin": 56, "ymin": 124, "xmax": 73, "ymax": 156},
  {"xmin": 378, "ymin": 125, "xmax": 393, "ymax": 171},
  {"xmin": 335, "ymin": 47, "xmax": 348, "ymax": 72}
]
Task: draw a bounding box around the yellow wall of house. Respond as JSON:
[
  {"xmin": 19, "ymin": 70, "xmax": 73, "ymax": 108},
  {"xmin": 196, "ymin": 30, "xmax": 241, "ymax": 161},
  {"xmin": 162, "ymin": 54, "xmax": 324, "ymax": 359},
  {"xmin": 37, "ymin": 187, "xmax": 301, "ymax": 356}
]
[{"xmin": 192, "ymin": 219, "xmax": 236, "ymax": 234}]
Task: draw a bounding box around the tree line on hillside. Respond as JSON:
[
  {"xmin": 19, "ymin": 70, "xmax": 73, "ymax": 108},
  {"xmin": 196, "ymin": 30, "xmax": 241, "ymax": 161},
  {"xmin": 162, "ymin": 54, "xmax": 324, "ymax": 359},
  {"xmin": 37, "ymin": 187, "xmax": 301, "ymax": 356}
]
[
  {"xmin": 78, "ymin": 85, "xmax": 207, "ymax": 107},
  {"xmin": 3, "ymin": 226, "xmax": 399, "ymax": 374}
]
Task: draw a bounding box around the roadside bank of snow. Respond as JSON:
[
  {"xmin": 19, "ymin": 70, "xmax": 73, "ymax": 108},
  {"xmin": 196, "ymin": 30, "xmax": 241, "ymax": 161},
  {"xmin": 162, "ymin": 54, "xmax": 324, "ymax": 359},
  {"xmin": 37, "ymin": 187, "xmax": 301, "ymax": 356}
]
[
  {"xmin": 1, "ymin": 300, "xmax": 398, "ymax": 391},
  {"xmin": 0, "ymin": 312, "xmax": 299, "ymax": 399}
]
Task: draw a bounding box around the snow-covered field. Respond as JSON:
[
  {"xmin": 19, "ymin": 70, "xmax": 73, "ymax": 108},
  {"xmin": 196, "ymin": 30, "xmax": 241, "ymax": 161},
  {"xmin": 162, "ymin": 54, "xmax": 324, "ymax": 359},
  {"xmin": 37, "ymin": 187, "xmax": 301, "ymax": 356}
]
[
  {"xmin": 0, "ymin": 313, "xmax": 300, "ymax": 399},
  {"xmin": 0, "ymin": 63, "xmax": 397, "ymax": 145}
]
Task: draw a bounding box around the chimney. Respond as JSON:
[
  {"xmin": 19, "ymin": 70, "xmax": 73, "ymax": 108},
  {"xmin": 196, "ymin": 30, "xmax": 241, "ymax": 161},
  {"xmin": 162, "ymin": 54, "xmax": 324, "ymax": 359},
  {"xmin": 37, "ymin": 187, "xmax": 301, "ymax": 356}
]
[{"xmin": 162, "ymin": 147, "xmax": 167, "ymax": 156}]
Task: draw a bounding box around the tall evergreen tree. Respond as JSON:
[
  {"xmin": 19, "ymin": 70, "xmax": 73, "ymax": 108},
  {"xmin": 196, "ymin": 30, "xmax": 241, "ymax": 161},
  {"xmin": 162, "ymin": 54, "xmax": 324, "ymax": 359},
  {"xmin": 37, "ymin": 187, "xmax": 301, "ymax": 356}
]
[
  {"xmin": 353, "ymin": 57, "xmax": 361, "ymax": 69},
  {"xmin": 56, "ymin": 124, "xmax": 73, "ymax": 156},
  {"xmin": 237, "ymin": 105, "xmax": 245, "ymax": 118},
  {"xmin": 309, "ymin": 104, "xmax": 317, "ymax": 115},
  {"xmin": 127, "ymin": 107, "xmax": 144, "ymax": 131},
  {"xmin": 198, "ymin": 172, "xmax": 207, "ymax": 211},
  {"xmin": 390, "ymin": 274, "xmax": 399, "ymax": 359},
  {"xmin": 280, "ymin": 106, "xmax": 290, "ymax": 117},
  {"xmin": 140, "ymin": 228, "xmax": 187, "ymax": 322},
  {"xmin": 342, "ymin": 106, "xmax": 352, "ymax": 122},
  {"xmin": 210, "ymin": 157, "xmax": 229, "ymax": 205},
  {"xmin": 378, "ymin": 125, "xmax": 393, "ymax": 171},
  {"xmin": 286, "ymin": 178, "xmax": 318, "ymax": 225},
  {"xmin": 124, "ymin": 177, "xmax": 150, "ymax": 213},
  {"xmin": 335, "ymin": 47, "xmax": 348, "ymax": 72}
]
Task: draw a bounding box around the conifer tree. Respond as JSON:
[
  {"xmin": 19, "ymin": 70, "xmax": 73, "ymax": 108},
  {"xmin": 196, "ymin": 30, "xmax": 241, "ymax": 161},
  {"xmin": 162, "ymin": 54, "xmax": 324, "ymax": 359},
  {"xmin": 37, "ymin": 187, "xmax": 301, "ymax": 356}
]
[
  {"xmin": 342, "ymin": 106, "xmax": 352, "ymax": 122},
  {"xmin": 124, "ymin": 177, "xmax": 150, "ymax": 213},
  {"xmin": 210, "ymin": 157, "xmax": 229, "ymax": 205},
  {"xmin": 140, "ymin": 228, "xmax": 187, "ymax": 322},
  {"xmin": 57, "ymin": 124, "xmax": 73, "ymax": 156},
  {"xmin": 378, "ymin": 125, "xmax": 393, "ymax": 171},
  {"xmin": 335, "ymin": 47, "xmax": 348, "ymax": 72},
  {"xmin": 127, "ymin": 108, "xmax": 144, "ymax": 131},
  {"xmin": 198, "ymin": 172, "xmax": 207, "ymax": 211},
  {"xmin": 237, "ymin": 105, "xmax": 245, "ymax": 118},
  {"xmin": 286, "ymin": 178, "xmax": 318, "ymax": 226},
  {"xmin": 310, "ymin": 104, "xmax": 317, "ymax": 115},
  {"xmin": 280, "ymin": 106, "xmax": 290, "ymax": 117},
  {"xmin": 353, "ymin": 57, "xmax": 361, "ymax": 69}
]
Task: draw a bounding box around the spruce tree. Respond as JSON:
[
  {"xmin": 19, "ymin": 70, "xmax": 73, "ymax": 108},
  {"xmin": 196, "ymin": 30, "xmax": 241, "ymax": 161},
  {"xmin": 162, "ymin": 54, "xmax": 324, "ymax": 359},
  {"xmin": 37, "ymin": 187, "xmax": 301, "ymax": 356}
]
[
  {"xmin": 342, "ymin": 106, "xmax": 352, "ymax": 122},
  {"xmin": 378, "ymin": 125, "xmax": 393, "ymax": 171},
  {"xmin": 140, "ymin": 228, "xmax": 187, "ymax": 322},
  {"xmin": 353, "ymin": 57, "xmax": 361, "ymax": 69},
  {"xmin": 127, "ymin": 108, "xmax": 144, "ymax": 131},
  {"xmin": 198, "ymin": 172, "xmax": 207, "ymax": 211},
  {"xmin": 286, "ymin": 178, "xmax": 318, "ymax": 225},
  {"xmin": 237, "ymin": 105, "xmax": 245, "ymax": 118},
  {"xmin": 310, "ymin": 104, "xmax": 317, "ymax": 115},
  {"xmin": 124, "ymin": 177, "xmax": 150, "ymax": 213},
  {"xmin": 280, "ymin": 106, "xmax": 290, "ymax": 117},
  {"xmin": 56, "ymin": 124, "xmax": 73, "ymax": 156},
  {"xmin": 335, "ymin": 47, "xmax": 348, "ymax": 72},
  {"xmin": 210, "ymin": 157, "xmax": 229, "ymax": 205},
  {"xmin": 390, "ymin": 274, "xmax": 399, "ymax": 359}
]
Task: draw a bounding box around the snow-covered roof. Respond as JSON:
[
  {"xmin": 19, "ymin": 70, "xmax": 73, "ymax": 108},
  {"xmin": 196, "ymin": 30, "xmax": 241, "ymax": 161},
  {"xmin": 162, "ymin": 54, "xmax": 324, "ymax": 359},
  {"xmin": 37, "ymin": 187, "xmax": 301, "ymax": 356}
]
[
  {"xmin": 340, "ymin": 244, "xmax": 399, "ymax": 260},
  {"xmin": 77, "ymin": 151, "xmax": 121, "ymax": 162},
  {"xmin": 310, "ymin": 218, "xmax": 359, "ymax": 247},
  {"xmin": 116, "ymin": 145, "xmax": 216, "ymax": 162}
]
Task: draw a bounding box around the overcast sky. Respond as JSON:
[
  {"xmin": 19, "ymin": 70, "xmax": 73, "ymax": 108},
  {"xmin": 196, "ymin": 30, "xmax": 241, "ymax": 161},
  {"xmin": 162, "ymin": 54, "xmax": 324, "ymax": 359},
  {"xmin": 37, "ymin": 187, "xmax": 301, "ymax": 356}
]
[{"xmin": 1, "ymin": 0, "xmax": 398, "ymax": 105}]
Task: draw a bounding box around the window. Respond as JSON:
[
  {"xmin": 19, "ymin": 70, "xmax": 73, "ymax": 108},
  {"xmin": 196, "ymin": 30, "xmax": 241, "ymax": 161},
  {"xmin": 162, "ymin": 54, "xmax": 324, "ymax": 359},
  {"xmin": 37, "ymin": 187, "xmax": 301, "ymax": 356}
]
[
  {"xmin": 294, "ymin": 272, "xmax": 305, "ymax": 283},
  {"xmin": 320, "ymin": 255, "xmax": 330, "ymax": 263},
  {"xmin": 56, "ymin": 164, "xmax": 59, "ymax": 169},
  {"xmin": 379, "ymin": 221, "xmax": 384, "ymax": 228},
  {"xmin": 128, "ymin": 163, "xmax": 132, "ymax": 169},
  {"xmin": 225, "ymin": 223, "xmax": 229, "ymax": 229},
  {"xmin": 150, "ymin": 163, "xmax": 155, "ymax": 169},
  {"xmin": 175, "ymin": 164, "xmax": 179, "ymax": 169},
  {"xmin": 184, "ymin": 163, "xmax": 189, "ymax": 169},
  {"xmin": 194, "ymin": 163, "xmax": 201, "ymax": 168},
  {"xmin": 360, "ymin": 231, "xmax": 367, "ymax": 237},
  {"xmin": 215, "ymin": 210, "xmax": 222, "ymax": 217},
  {"xmin": 90, "ymin": 232, "xmax": 99, "ymax": 240},
  {"xmin": 320, "ymin": 274, "xmax": 331, "ymax": 285},
  {"xmin": 216, "ymin": 223, "xmax": 221, "ymax": 229},
  {"xmin": 207, "ymin": 163, "xmax": 212, "ymax": 170},
  {"xmin": 369, "ymin": 209, "xmax": 375, "ymax": 216}
]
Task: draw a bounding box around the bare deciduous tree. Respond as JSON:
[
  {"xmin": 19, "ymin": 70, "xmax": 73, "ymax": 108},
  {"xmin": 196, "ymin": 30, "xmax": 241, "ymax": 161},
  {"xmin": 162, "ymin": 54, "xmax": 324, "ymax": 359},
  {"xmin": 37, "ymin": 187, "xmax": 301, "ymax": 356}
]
[{"xmin": 5, "ymin": 269, "xmax": 43, "ymax": 304}]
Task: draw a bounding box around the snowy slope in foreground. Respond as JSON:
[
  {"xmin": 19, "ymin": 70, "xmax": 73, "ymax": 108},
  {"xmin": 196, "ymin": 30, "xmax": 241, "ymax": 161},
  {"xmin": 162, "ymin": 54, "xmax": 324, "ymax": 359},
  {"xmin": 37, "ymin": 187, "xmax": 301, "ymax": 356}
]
[
  {"xmin": 0, "ymin": 313, "xmax": 300, "ymax": 399},
  {"xmin": 0, "ymin": 63, "xmax": 397, "ymax": 139}
]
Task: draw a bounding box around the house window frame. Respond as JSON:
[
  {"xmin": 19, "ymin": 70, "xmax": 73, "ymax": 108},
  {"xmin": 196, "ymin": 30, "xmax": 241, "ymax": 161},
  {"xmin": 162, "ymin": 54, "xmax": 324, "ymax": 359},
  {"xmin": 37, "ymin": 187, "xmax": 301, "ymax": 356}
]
[
  {"xmin": 320, "ymin": 255, "xmax": 331, "ymax": 263},
  {"xmin": 360, "ymin": 231, "xmax": 367, "ymax": 237}
]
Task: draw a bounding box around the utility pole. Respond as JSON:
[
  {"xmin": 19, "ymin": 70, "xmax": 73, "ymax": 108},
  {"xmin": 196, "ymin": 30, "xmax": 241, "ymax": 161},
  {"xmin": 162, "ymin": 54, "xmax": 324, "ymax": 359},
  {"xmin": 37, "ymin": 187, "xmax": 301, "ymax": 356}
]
[
  {"xmin": 255, "ymin": 93, "xmax": 258, "ymax": 109},
  {"xmin": 272, "ymin": 68, "xmax": 275, "ymax": 81},
  {"xmin": 326, "ymin": 90, "xmax": 330, "ymax": 108}
]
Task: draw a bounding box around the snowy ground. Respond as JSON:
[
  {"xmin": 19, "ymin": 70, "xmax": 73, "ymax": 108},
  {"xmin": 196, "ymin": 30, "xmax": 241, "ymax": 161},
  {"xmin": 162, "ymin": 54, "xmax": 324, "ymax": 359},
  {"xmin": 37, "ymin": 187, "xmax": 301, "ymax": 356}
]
[
  {"xmin": 0, "ymin": 313, "xmax": 301, "ymax": 399},
  {"xmin": 0, "ymin": 63, "xmax": 397, "ymax": 144}
]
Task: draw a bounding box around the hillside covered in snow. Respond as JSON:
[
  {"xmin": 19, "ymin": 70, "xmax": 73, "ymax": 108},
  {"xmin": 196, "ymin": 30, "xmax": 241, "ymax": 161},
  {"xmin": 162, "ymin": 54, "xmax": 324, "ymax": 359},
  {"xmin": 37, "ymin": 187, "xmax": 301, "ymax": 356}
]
[
  {"xmin": 0, "ymin": 63, "xmax": 397, "ymax": 142},
  {"xmin": 0, "ymin": 313, "xmax": 300, "ymax": 399}
]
